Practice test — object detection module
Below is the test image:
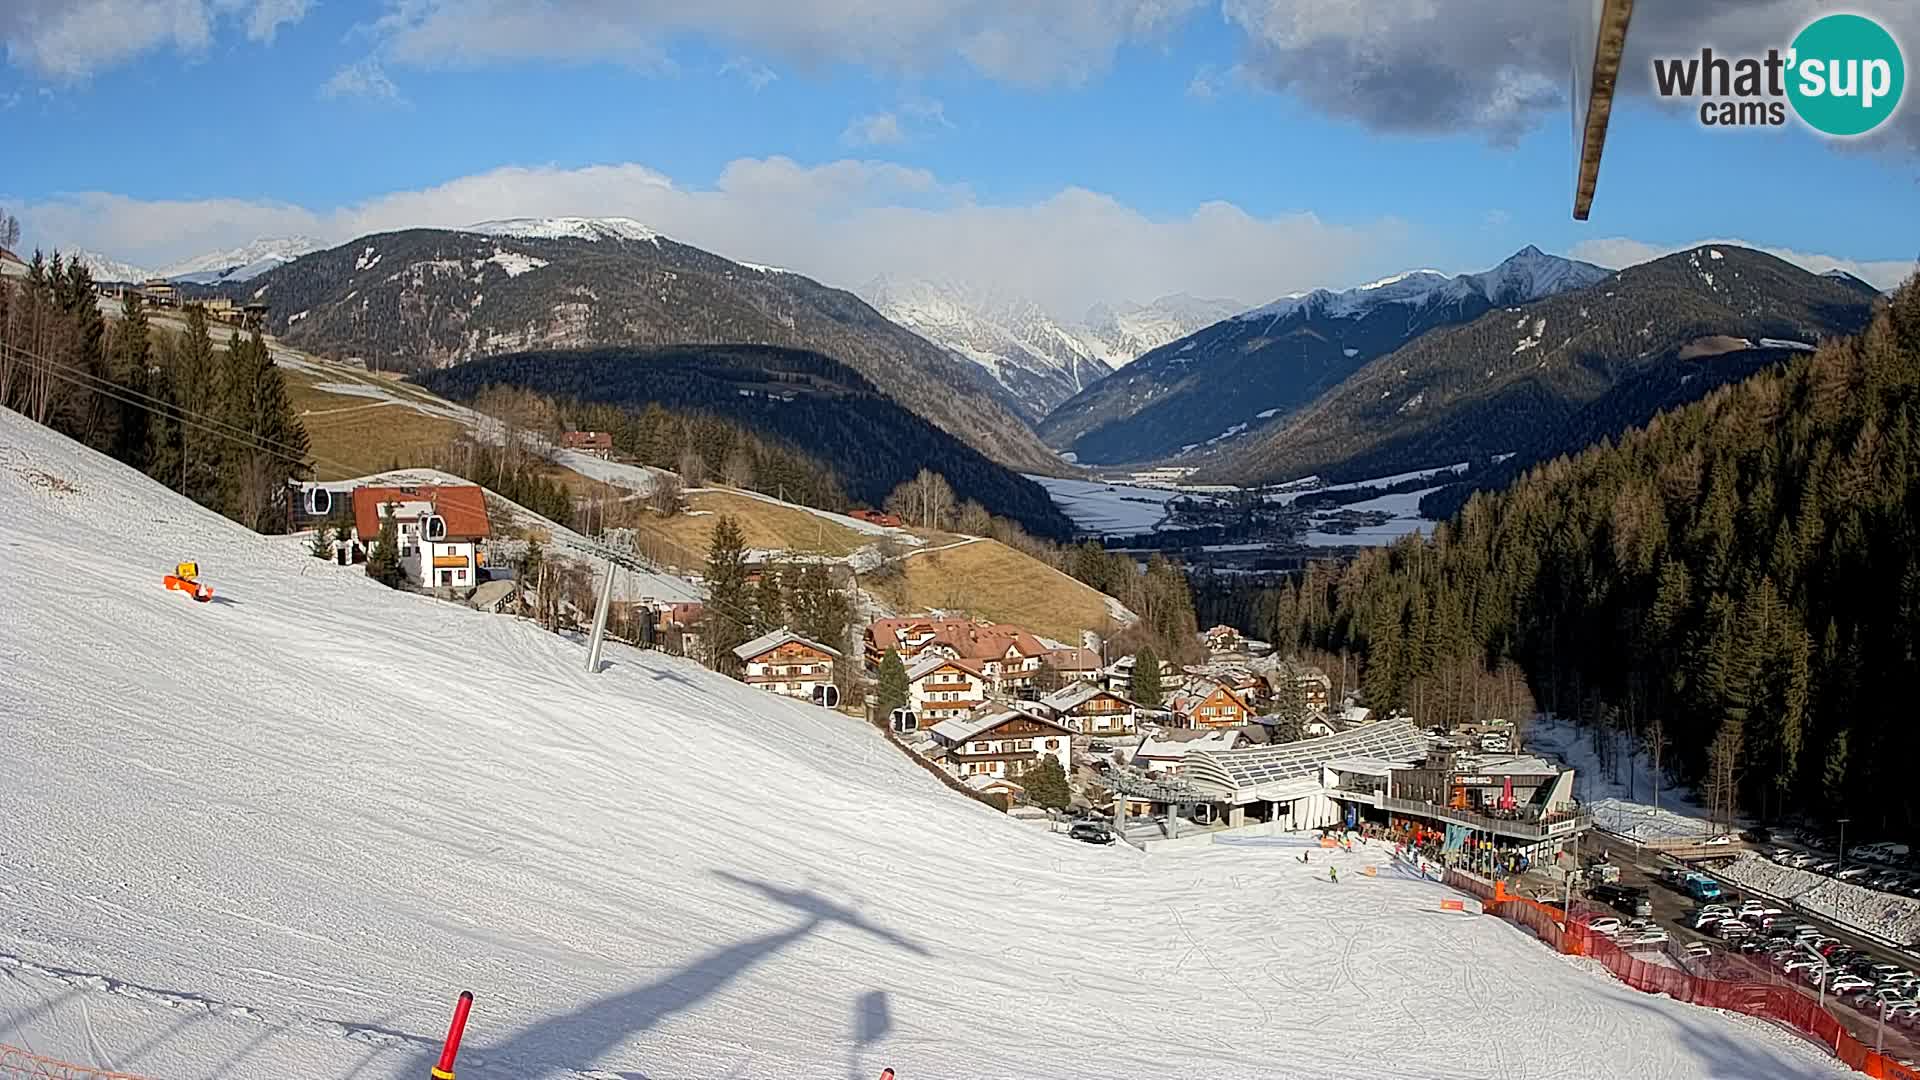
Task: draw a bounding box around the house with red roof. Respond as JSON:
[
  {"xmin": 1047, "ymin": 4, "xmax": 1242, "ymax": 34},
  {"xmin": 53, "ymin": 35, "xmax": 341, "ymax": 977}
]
[
  {"xmin": 864, "ymin": 616, "xmax": 1052, "ymax": 694},
  {"xmin": 351, "ymin": 483, "xmax": 492, "ymax": 590},
  {"xmin": 905, "ymin": 654, "xmax": 990, "ymax": 725}
]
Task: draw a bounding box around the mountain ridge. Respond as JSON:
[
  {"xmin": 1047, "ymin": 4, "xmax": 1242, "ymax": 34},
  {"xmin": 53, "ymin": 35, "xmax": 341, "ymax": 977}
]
[
  {"xmin": 231, "ymin": 222, "xmax": 1069, "ymax": 476},
  {"xmin": 1038, "ymin": 246, "xmax": 1612, "ymax": 465}
]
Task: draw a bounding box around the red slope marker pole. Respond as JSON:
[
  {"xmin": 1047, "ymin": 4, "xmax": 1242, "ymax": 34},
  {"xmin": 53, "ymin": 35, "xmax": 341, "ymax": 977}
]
[{"xmin": 431, "ymin": 991, "xmax": 474, "ymax": 1080}]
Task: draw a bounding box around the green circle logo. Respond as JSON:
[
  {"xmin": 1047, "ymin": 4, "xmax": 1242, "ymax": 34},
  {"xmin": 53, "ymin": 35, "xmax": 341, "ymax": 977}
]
[{"xmin": 1788, "ymin": 14, "xmax": 1905, "ymax": 136}]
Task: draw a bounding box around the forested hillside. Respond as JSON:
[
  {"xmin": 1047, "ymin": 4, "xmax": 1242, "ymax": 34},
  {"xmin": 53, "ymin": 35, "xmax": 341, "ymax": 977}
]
[
  {"xmin": 243, "ymin": 224, "xmax": 1067, "ymax": 475},
  {"xmin": 1241, "ymin": 279, "xmax": 1920, "ymax": 832},
  {"xmin": 416, "ymin": 344, "xmax": 1075, "ymax": 539},
  {"xmin": 1210, "ymin": 247, "xmax": 1877, "ymax": 486}
]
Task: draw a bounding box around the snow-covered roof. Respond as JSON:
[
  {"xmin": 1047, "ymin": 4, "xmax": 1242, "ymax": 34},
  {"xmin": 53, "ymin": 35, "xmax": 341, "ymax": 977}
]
[
  {"xmin": 930, "ymin": 708, "xmax": 1070, "ymax": 745},
  {"xmin": 1324, "ymin": 757, "xmax": 1401, "ymax": 777},
  {"xmin": 1040, "ymin": 681, "xmax": 1133, "ymax": 712},
  {"xmin": 1458, "ymin": 754, "xmax": 1561, "ymax": 777},
  {"xmin": 1135, "ymin": 731, "xmax": 1239, "ymax": 762},
  {"xmin": 732, "ymin": 627, "xmax": 843, "ymax": 661}
]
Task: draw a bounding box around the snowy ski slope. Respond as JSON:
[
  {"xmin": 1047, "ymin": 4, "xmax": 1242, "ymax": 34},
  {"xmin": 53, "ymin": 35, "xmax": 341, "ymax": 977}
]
[{"xmin": 0, "ymin": 410, "xmax": 1847, "ymax": 1080}]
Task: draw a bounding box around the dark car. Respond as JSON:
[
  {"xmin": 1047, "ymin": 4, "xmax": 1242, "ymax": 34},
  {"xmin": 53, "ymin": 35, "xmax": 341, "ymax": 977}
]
[
  {"xmin": 1069, "ymin": 822, "xmax": 1115, "ymax": 845},
  {"xmin": 1741, "ymin": 827, "xmax": 1774, "ymax": 844}
]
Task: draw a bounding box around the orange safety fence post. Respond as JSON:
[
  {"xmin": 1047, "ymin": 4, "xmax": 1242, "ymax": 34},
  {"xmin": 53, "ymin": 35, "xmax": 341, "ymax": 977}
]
[{"xmin": 1439, "ymin": 898, "xmax": 1465, "ymax": 912}]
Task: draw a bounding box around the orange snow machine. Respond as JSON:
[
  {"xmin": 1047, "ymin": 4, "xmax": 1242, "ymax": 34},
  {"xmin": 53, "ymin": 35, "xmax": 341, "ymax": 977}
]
[{"xmin": 163, "ymin": 561, "xmax": 214, "ymax": 602}]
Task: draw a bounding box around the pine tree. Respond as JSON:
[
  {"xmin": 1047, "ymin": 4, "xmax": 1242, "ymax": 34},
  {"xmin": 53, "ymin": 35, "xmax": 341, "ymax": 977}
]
[
  {"xmin": 365, "ymin": 505, "xmax": 405, "ymax": 589},
  {"xmin": 1021, "ymin": 756, "xmax": 1072, "ymax": 811},
  {"xmin": 750, "ymin": 560, "xmax": 786, "ymax": 635},
  {"xmin": 1823, "ymin": 729, "xmax": 1851, "ymax": 811},
  {"xmin": 704, "ymin": 514, "xmax": 752, "ymax": 673},
  {"xmin": 107, "ymin": 289, "xmax": 152, "ymax": 466},
  {"xmin": 1131, "ymin": 646, "xmax": 1163, "ymax": 708},
  {"xmin": 309, "ymin": 524, "xmax": 333, "ymax": 559},
  {"xmin": 877, "ymin": 649, "xmax": 909, "ymax": 718},
  {"xmin": 173, "ymin": 307, "xmax": 223, "ymax": 506}
]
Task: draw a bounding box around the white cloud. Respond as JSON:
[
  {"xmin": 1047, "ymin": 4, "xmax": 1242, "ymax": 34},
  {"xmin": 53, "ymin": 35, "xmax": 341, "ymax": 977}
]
[
  {"xmin": 1571, "ymin": 236, "xmax": 1916, "ymax": 292},
  {"xmin": 16, "ymin": 157, "xmax": 1415, "ymax": 319},
  {"xmin": 717, "ymin": 55, "xmax": 777, "ymax": 91},
  {"xmin": 841, "ymin": 112, "xmax": 905, "ymax": 147},
  {"xmin": 320, "ymin": 59, "xmax": 402, "ymax": 102},
  {"xmin": 1186, "ymin": 67, "xmax": 1216, "ymax": 100},
  {"xmin": 1221, "ymin": 0, "xmax": 1920, "ymax": 149},
  {"xmin": 0, "ymin": 0, "xmax": 309, "ymax": 79},
  {"xmin": 366, "ymin": 0, "xmax": 1205, "ymax": 87}
]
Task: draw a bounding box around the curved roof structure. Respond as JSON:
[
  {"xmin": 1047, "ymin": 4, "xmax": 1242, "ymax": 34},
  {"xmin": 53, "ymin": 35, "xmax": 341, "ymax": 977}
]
[{"xmin": 1186, "ymin": 720, "xmax": 1427, "ymax": 800}]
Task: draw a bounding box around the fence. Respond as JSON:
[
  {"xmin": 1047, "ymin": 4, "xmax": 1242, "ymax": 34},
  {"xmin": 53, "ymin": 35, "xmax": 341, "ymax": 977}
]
[
  {"xmin": 1470, "ymin": 881, "xmax": 1920, "ymax": 1080},
  {"xmin": 1, "ymin": 1044, "xmax": 154, "ymax": 1079}
]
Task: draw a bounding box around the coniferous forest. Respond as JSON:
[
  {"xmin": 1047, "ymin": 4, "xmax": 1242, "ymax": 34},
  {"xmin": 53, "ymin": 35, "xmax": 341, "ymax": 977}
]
[
  {"xmin": 1232, "ymin": 282, "xmax": 1920, "ymax": 834},
  {"xmin": 0, "ymin": 252, "xmax": 310, "ymax": 532}
]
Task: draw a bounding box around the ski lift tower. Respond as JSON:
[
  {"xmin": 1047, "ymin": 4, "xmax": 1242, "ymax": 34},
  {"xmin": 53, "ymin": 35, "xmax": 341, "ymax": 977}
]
[{"xmin": 1571, "ymin": 0, "xmax": 1636, "ymax": 220}]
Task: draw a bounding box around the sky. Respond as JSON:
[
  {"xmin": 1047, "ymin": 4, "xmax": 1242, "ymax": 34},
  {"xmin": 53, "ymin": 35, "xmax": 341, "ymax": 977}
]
[{"xmin": 1, "ymin": 0, "xmax": 1917, "ymax": 319}]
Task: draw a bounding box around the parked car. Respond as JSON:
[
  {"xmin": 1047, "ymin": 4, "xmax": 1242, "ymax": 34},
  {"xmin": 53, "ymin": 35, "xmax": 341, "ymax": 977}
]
[
  {"xmin": 1698, "ymin": 903, "xmax": 1734, "ymax": 919},
  {"xmin": 1814, "ymin": 860, "xmax": 1840, "ymax": 874},
  {"xmin": 1068, "ymin": 822, "xmax": 1115, "ymax": 845},
  {"xmin": 1738, "ymin": 938, "xmax": 1772, "ymax": 953},
  {"xmin": 1828, "ymin": 974, "xmax": 1874, "ymax": 994},
  {"xmin": 1784, "ymin": 955, "xmax": 1826, "ymax": 974},
  {"xmin": 1742, "ymin": 828, "xmax": 1774, "ymax": 844},
  {"xmin": 1717, "ymin": 920, "xmax": 1755, "ymax": 939},
  {"xmin": 1771, "ymin": 848, "xmax": 1798, "ymax": 863},
  {"xmin": 1789, "ymin": 853, "xmax": 1816, "ymax": 868},
  {"xmin": 1839, "ymin": 866, "xmax": 1874, "ymax": 881},
  {"xmin": 1588, "ymin": 917, "xmax": 1624, "ymax": 937},
  {"xmin": 1626, "ymin": 929, "xmax": 1671, "ymax": 948},
  {"xmin": 1689, "ymin": 912, "xmax": 1727, "ymax": 931},
  {"xmin": 1685, "ymin": 941, "xmax": 1715, "ymax": 959}
]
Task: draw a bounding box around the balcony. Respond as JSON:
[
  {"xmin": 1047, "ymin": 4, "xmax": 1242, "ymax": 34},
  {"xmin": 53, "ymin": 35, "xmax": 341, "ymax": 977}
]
[{"xmin": 1379, "ymin": 795, "xmax": 1591, "ymax": 840}]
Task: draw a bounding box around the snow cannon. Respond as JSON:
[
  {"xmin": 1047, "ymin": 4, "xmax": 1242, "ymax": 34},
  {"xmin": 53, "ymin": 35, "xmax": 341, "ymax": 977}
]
[{"xmin": 163, "ymin": 561, "xmax": 214, "ymax": 602}]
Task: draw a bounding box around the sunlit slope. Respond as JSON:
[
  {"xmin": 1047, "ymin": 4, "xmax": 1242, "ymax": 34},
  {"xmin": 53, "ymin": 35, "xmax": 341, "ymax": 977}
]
[{"xmin": 0, "ymin": 409, "xmax": 1843, "ymax": 1079}]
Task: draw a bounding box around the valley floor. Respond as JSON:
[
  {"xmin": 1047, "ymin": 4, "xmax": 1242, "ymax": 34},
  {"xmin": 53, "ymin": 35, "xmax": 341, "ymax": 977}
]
[{"xmin": 0, "ymin": 410, "xmax": 1851, "ymax": 1080}]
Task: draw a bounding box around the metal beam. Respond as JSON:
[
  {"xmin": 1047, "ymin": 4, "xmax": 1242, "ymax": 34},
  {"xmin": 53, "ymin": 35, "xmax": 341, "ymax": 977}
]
[{"xmin": 1574, "ymin": 0, "xmax": 1635, "ymax": 221}]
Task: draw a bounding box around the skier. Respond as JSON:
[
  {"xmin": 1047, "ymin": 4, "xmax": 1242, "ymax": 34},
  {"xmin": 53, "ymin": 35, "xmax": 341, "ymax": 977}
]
[{"xmin": 1329, "ymin": 864, "xmax": 1339, "ymax": 884}]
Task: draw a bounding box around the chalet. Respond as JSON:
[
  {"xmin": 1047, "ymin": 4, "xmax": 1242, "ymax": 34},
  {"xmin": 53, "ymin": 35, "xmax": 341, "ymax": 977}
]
[
  {"xmin": 1046, "ymin": 646, "xmax": 1102, "ymax": 683},
  {"xmin": 139, "ymin": 278, "xmax": 177, "ymax": 307},
  {"xmin": 1291, "ymin": 667, "xmax": 1333, "ymax": 711},
  {"xmin": 1037, "ymin": 681, "xmax": 1139, "ymax": 737},
  {"xmin": 733, "ymin": 628, "xmax": 841, "ymax": 701},
  {"xmin": 1175, "ymin": 682, "xmax": 1254, "ymax": 731},
  {"xmin": 0, "ymin": 247, "xmax": 27, "ymax": 280},
  {"xmin": 351, "ymin": 484, "xmax": 491, "ymax": 590},
  {"xmin": 865, "ymin": 617, "xmax": 1050, "ymax": 693},
  {"xmin": 1100, "ymin": 652, "xmax": 1178, "ymax": 697},
  {"xmin": 906, "ymin": 655, "xmax": 991, "ymax": 724},
  {"xmin": 929, "ymin": 708, "xmax": 1073, "ymax": 782},
  {"xmin": 562, "ymin": 431, "xmax": 614, "ymax": 459},
  {"xmin": 848, "ymin": 509, "xmax": 903, "ymax": 528}
]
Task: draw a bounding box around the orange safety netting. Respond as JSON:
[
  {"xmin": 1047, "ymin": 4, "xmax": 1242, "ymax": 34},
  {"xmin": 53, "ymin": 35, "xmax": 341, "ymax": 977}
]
[{"xmin": 1469, "ymin": 880, "xmax": 1920, "ymax": 1080}]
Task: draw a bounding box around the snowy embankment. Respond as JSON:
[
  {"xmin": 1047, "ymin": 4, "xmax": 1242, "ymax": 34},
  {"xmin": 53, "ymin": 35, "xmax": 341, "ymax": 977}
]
[
  {"xmin": 1718, "ymin": 853, "xmax": 1920, "ymax": 948},
  {"xmin": 1527, "ymin": 713, "xmax": 1719, "ymax": 842},
  {"xmin": 0, "ymin": 409, "xmax": 1848, "ymax": 1080}
]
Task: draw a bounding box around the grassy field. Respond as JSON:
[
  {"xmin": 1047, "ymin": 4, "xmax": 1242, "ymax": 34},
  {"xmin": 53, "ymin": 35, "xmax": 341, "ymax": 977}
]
[
  {"xmin": 284, "ymin": 374, "xmax": 469, "ymax": 481},
  {"xmin": 869, "ymin": 539, "xmax": 1116, "ymax": 644},
  {"xmin": 629, "ymin": 490, "xmax": 879, "ymax": 569}
]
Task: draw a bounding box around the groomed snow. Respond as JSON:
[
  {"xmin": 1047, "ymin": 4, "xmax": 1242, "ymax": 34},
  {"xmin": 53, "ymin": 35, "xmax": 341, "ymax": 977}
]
[{"xmin": 0, "ymin": 411, "xmax": 1853, "ymax": 1080}]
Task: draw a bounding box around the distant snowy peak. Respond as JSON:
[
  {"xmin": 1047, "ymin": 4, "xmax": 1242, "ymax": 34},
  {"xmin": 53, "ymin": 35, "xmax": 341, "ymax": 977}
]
[
  {"xmin": 161, "ymin": 236, "xmax": 326, "ymax": 282},
  {"xmin": 70, "ymin": 250, "xmax": 154, "ymax": 283},
  {"xmin": 463, "ymin": 217, "xmax": 662, "ymax": 245},
  {"xmin": 1235, "ymin": 246, "xmax": 1611, "ymax": 324},
  {"xmin": 1081, "ymin": 294, "xmax": 1241, "ymax": 368}
]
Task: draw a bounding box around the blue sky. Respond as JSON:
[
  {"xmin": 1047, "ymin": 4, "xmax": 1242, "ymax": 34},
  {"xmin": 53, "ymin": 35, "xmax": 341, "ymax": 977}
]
[{"xmin": 2, "ymin": 0, "xmax": 1915, "ymax": 316}]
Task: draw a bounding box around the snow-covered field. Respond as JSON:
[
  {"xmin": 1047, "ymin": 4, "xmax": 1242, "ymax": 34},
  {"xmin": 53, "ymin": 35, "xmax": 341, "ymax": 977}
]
[
  {"xmin": 1718, "ymin": 853, "xmax": 1920, "ymax": 948},
  {"xmin": 1298, "ymin": 486, "xmax": 1443, "ymax": 547},
  {"xmin": 1527, "ymin": 713, "xmax": 1718, "ymax": 843},
  {"xmin": 0, "ymin": 410, "xmax": 1850, "ymax": 1079},
  {"xmin": 1024, "ymin": 474, "xmax": 1179, "ymax": 534}
]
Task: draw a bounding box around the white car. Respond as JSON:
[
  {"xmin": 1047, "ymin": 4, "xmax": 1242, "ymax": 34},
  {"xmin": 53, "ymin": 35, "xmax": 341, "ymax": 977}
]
[
  {"xmin": 1699, "ymin": 904, "xmax": 1734, "ymax": 918},
  {"xmin": 1588, "ymin": 917, "xmax": 1623, "ymax": 937},
  {"xmin": 1626, "ymin": 929, "xmax": 1671, "ymax": 947},
  {"xmin": 1784, "ymin": 956, "xmax": 1827, "ymax": 974},
  {"xmin": 1705, "ymin": 834, "xmax": 1734, "ymax": 846},
  {"xmin": 1684, "ymin": 941, "xmax": 1714, "ymax": 959},
  {"xmin": 1829, "ymin": 974, "xmax": 1873, "ymax": 994}
]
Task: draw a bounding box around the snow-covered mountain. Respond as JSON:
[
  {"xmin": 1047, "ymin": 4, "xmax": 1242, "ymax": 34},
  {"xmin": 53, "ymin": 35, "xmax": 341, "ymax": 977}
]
[
  {"xmin": 862, "ymin": 276, "xmax": 1235, "ymax": 422},
  {"xmin": 1039, "ymin": 246, "xmax": 1613, "ymax": 465},
  {"xmin": 161, "ymin": 235, "xmax": 326, "ymax": 284},
  {"xmin": 69, "ymin": 249, "xmax": 154, "ymax": 283},
  {"xmin": 1233, "ymin": 246, "xmax": 1611, "ymax": 324},
  {"xmin": 463, "ymin": 215, "xmax": 663, "ymax": 244},
  {"xmin": 161, "ymin": 236, "xmax": 326, "ymax": 284}
]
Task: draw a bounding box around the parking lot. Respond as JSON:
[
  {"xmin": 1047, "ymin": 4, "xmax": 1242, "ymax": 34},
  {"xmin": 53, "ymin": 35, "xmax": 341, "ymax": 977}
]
[{"xmin": 1587, "ymin": 839, "xmax": 1920, "ymax": 1066}]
